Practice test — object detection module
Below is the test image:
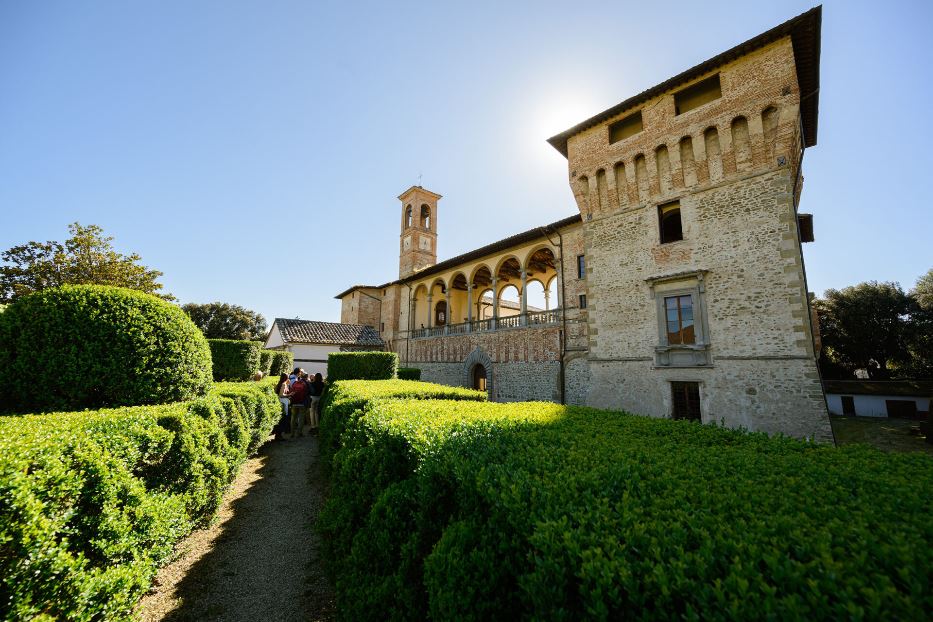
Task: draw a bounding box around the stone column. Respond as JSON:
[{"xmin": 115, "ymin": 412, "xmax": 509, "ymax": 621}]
[
  {"xmin": 467, "ymin": 283, "xmax": 473, "ymax": 332},
  {"xmin": 444, "ymin": 289, "xmax": 451, "ymax": 335},
  {"xmin": 544, "ymin": 289, "xmax": 551, "ymax": 311},
  {"xmin": 491, "ymin": 276, "xmax": 499, "ymax": 330},
  {"xmin": 426, "ymin": 293, "xmax": 433, "ymax": 329},
  {"xmin": 520, "ymin": 269, "xmax": 528, "ymax": 325}
]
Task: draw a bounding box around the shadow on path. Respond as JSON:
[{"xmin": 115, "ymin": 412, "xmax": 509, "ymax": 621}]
[{"xmin": 138, "ymin": 434, "xmax": 334, "ymax": 621}]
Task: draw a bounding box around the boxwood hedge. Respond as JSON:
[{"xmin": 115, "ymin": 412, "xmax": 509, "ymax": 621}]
[
  {"xmin": 207, "ymin": 339, "xmax": 262, "ymax": 381},
  {"xmin": 0, "ymin": 381, "xmax": 279, "ymax": 620},
  {"xmin": 319, "ymin": 384, "xmax": 933, "ymax": 621},
  {"xmin": 0, "ymin": 285, "xmax": 212, "ymax": 412},
  {"xmin": 327, "ymin": 351, "xmax": 398, "ymax": 381},
  {"xmin": 396, "ymin": 367, "xmax": 421, "ymax": 381},
  {"xmin": 259, "ymin": 349, "xmax": 274, "ymax": 375},
  {"xmin": 268, "ymin": 350, "xmax": 294, "ymax": 376}
]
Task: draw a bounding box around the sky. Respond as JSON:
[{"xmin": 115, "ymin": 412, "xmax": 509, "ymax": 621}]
[{"xmin": 1, "ymin": 0, "xmax": 931, "ymax": 328}]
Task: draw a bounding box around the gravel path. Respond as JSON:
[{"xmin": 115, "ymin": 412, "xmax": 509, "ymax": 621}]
[{"xmin": 137, "ymin": 434, "xmax": 334, "ymax": 621}]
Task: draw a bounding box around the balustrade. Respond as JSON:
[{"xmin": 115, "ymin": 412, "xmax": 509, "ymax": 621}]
[{"xmin": 410, "ymin": 310, "xmax": 560, "ymax": 339}]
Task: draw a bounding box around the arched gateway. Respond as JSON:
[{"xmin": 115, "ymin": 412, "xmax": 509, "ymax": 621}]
[{"xmin": 463, "ymin": 347, "xmax": 493, "ymax": 398}]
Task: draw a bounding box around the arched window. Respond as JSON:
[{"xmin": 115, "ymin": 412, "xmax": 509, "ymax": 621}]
[
  {"xmin": 405, "ymin": 205, "xmax": 413, "ymax": 228},
  {"xmin": 420, "ymin": 204, "xmax": 431, "ymax": 229},
  {"xmin": 435, "ymin": 300, "xmax": 447, "ymax": 326}
]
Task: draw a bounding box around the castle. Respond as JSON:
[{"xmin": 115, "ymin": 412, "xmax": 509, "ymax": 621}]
[{"xmin": 335, "ymin": 7, "xmax": 832, "ymax": 441}]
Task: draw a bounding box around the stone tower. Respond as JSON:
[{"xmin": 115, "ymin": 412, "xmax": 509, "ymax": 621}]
[{"xmin": 398, "ymin": 186, "xmax": 441, "ymax": 279}]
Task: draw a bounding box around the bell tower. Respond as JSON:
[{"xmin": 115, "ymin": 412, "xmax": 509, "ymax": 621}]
[{"xmin": 398, "ymin": 185, "xmax": 441, "ymax": 278}]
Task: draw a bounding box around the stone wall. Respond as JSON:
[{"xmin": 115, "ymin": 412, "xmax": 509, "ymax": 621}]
[
  {"xmin": 416, "ymin": 360, "xmax": 561, "ymax": 403},
  {"xmin": 340, "ymin": 288, "xmax": 382, "ymax": 328}
]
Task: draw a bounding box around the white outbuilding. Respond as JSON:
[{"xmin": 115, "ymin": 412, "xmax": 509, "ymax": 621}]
[
  {"xmin": 824, "ymin": 380, "xmax": 932, "ymax": 419},
  {"xmin": 264, "ymin": 318, "xmax": 385, "ymax": 377}
]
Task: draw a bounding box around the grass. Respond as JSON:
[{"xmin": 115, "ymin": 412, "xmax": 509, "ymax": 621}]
[{"xmin": 830, "ymin": 415, "xmax": 933, "ymax": 454}]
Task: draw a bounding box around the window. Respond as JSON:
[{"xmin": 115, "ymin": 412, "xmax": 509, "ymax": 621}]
[
  {"xmin": 664, "ymin": 295, "xmax": 695, "ymax": 345},
  {"xmin": 886, "ymin": 400, "xmax": 917, "ymax": 418},
  {"xmin": 405, "ymin": 205, "xmax": 412, "ymax": 228},
  {"xmin": 420, "ymin": 204, "xmax": 431, "ymax": 229},
  {"xmin": 841, "ymin": 395, "xmax": 855, "ymax": 415},
  {"xmin": 671, "ymin": 382, "xmax": 701, "ymax": 421},
  {"xmin": 646, "ymin": 270, "xmax": 710, "ymax": 367},
  {"xmin": 674, "ymin": 74, "xmax": 722, "ymax": 115},
  {"xmin": 579, "ymin": 294, "xmax": 587, "ymax": 309},
  {"xmin": 577, "ymin": 254, "xmax": 586, "ymax": 279},
  {"xmin": 380, "ymin": 322, "xmax": 385, "ymax": 332},
  {"xmin": 658, "ymin": 201, "xmax": 683, "ymax": 243},
  {"xmin": 608, "ymin": 110, "xmax": 643, "ymax": 143}
]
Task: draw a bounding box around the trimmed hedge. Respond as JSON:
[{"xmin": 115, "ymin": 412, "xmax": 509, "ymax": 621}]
[
  {"xmin": 327, "ymin": 351, "xmax": 398, "ymax": 381},
  {"xmin": 259, "ymin": 349, "xmax": 274, "ymax": 375},
  {"xmin": 0, "ymin": 285, "xmax": 212, "ymax": 412},
  {"xmin": 319, "ymin": 383, "xmax": 933, "ymax": 621},
  {"xmin": 0, "ymin": 381, "xmax": 279, "ymax": 619},
  {"xmin": 268, "ymin": 350, "xmax": 294, "ymax": 376},
  {"xmin": 396, "ymin": 367, "xmax": 421, "ymax": 381},
  {"xmin": 207, "ymin": 339, "xmax": 263, "ymax": 381},
  {"xmin": 317, "ymin": 379, "xmax": 486, "ymax": 475}
]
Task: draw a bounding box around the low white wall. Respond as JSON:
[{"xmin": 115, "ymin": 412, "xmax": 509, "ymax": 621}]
[
  {"xmin": 826, "ymin": 393, "xmax": 930, "ymax": 418},
  {"xmin": 287, "ymin": 344, "xmax": 342, "ymax": 377}
]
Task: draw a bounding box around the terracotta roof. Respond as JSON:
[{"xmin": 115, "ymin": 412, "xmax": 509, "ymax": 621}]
[
  {"xmin": 273, "ymin": 318, "xmax": 384, "ymax": 347},
  {"xmin": 334, "ymin": 284, "xmax": 381, "ymax": 300},
  {"xmin": 824, "ymin": 380, "xmax": 933, "ymax": 398},
  {"xmin": 547, "ymin": 6, "xmax": 822, "ymax": 156}
]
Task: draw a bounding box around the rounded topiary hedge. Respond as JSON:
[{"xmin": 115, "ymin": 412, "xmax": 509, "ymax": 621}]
[{"xmin": 0, "ymin": 285, "xmax": 213, "ymax": 412}]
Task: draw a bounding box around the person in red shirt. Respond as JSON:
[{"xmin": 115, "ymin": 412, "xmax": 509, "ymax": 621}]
[{"xmin": 287, "ymin": 373, "xmax": 309, "ymax": 438}]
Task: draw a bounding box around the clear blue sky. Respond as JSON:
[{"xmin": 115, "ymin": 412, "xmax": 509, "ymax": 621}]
[{"xmin": 1, "ymin": 0, "xmax": 931, "ymax": 327}]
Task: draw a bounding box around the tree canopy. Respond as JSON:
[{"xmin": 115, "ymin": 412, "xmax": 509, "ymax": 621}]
[
  {"xmin": 182, "ymin": 302, "xmax": 267, "ymax": 341},
  {"xmin": 0, "ymin": 223, "xmax": 172, "ymax": 302},
  {"xmin": 815, "ymin": 275, "xmax": 932, "ymax": 380}
]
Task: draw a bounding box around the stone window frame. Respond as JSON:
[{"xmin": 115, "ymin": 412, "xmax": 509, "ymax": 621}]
[{"xmin": 646, "ymin": 270, "xmax": 711, "ymax": 367}]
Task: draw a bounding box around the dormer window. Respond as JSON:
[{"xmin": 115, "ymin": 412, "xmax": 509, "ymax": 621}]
[
  {"xmin": 609, "ymin": 110, "xmax": 643, "ymax": 144},
  {"xmin": 674, "ymin": 74, "xmax": 722, "ymax": 115}
]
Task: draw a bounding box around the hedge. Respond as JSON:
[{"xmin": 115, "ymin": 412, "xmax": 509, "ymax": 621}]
[
  {"xmin": 207, "ymin": 339, "xmax": 263, "ymax": 381},
  {"xmin": 317, "ymin": 379, "xmax": 486, "ymax": 476},
  {"xmin": 396, "ymin": 367, "xmax": 421, "ymax": 381},
  {"xmin": 268, "ymin": 350, "xmax": 294, "ymax": 376},
  {"xmin": 0, "ymin": 381, "xmax": 279, "ymax": 620},
  {"xmin": 327, "ymin": 351, "xmax": 398, "ymax": 381},
  {"xmin": 259, "ymin": 349, "xmax": 274, "ymax": 375},
  {"xmin": 319, "ymin": 383, "xmax": 933, "ymax": 621},
  {"xmin": 0, "ymin": 285, "xmax": 212, "ymax": 412}
]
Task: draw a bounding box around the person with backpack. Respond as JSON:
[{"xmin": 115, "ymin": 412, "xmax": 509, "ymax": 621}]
[{"xmin": 287, "ymin": 372, "xmax": 309, "ymax": 439}]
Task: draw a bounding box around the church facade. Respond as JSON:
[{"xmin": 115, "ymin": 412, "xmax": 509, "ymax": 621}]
[{"xmin": 336, "ymin": 7, "xmax": 832, "ymax": 441}]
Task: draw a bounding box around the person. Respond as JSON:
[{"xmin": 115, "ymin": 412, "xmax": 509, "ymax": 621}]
[
  {"xmin": 273, "ymin": 374, "xmax": 290, "ymax": 439},
  {"xmin": 288, "ymin": 372, "xmax": 309, "ymax": 439},
  {"xmin": 307, "ymin": 372, "xmax": 325, "ymax": 431},
  {"xmin": 289, "ymin": 367, "xmax": 300, "ymax": 384}
]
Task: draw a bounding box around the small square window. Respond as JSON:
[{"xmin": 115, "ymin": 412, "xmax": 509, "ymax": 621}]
[
  {"xmin": 659, "ymin": 202, "xmax": 683, "ymax": 244},
  {"xmin": 674, "ymin": 74, "xmax": 722, "ymax": 115},
  {"xmin": 577, "ymin": 255, "xmax": 586, "ymax": 279},
  {"xmin": 579, "ymin": 294, "xmax": 587, "ymax": 309},
  {"xmin": 380, "ymin": 322, "xmax": 385, "ymax": 332},
  {"xmin": 608, "ymin": 111, "xmax": 643, "ymax": 143},
  {"xmin": 671, "ymin": 382, "xmax": 701, "ymax": 420}
]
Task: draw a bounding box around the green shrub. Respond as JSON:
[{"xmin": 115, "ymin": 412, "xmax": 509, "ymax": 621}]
[
  {"xmin": 0, "ymin": 285, "xmax": 212, "ymax": 412},
  {"xmin": 207, "ymin": 339, "xmax": 262, "ymax": 381},
  {"xmin": 268, "ymin": 350, "xmax": 294, "ymax": 376},
  {"xmin": 327, "ymin": 351, "xmax": 398, "ymax": 381},
  {"xmin": 259, "ymin": 349, "xmax": 274, "ymax": 376},
  {"xmin": 319, "ymin": 384, "xmax": 933, "ymax": 621},
  {"xmin": 0, "ymin": 381, "xmax": 279, "ymax": 620},
  {"xmin": 396, "ymin": 367, "xmax": 421, "ymax": 380}
]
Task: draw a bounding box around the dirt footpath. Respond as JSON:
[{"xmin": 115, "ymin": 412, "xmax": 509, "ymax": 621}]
[{"xmin": 137, "ymin": 434, "xmax": 334, "ymax": 621}]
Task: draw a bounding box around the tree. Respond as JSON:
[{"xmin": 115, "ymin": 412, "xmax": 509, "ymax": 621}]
[
  {"xmin": 912, "ymin": 268, "xmax": 933, "ymax": 311},
  {"xmin": 814, "ymin": 281, "xmax": 912, "ymax": 380},
  {"xmin": 182, "ymin": 302, "xmax": 267, "ymax": 341},
  {"xmin": 906, "ymin": 269, "xmax": 933, "ymax": 378},
  {"xmin": 0, "ymin": 223, "xmax": 172, "ymax": 302}
]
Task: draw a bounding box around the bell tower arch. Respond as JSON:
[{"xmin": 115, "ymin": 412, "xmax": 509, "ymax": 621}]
[{"xmin": 398, "ymin": 185, "xmax": 441, "ymax": 278}]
